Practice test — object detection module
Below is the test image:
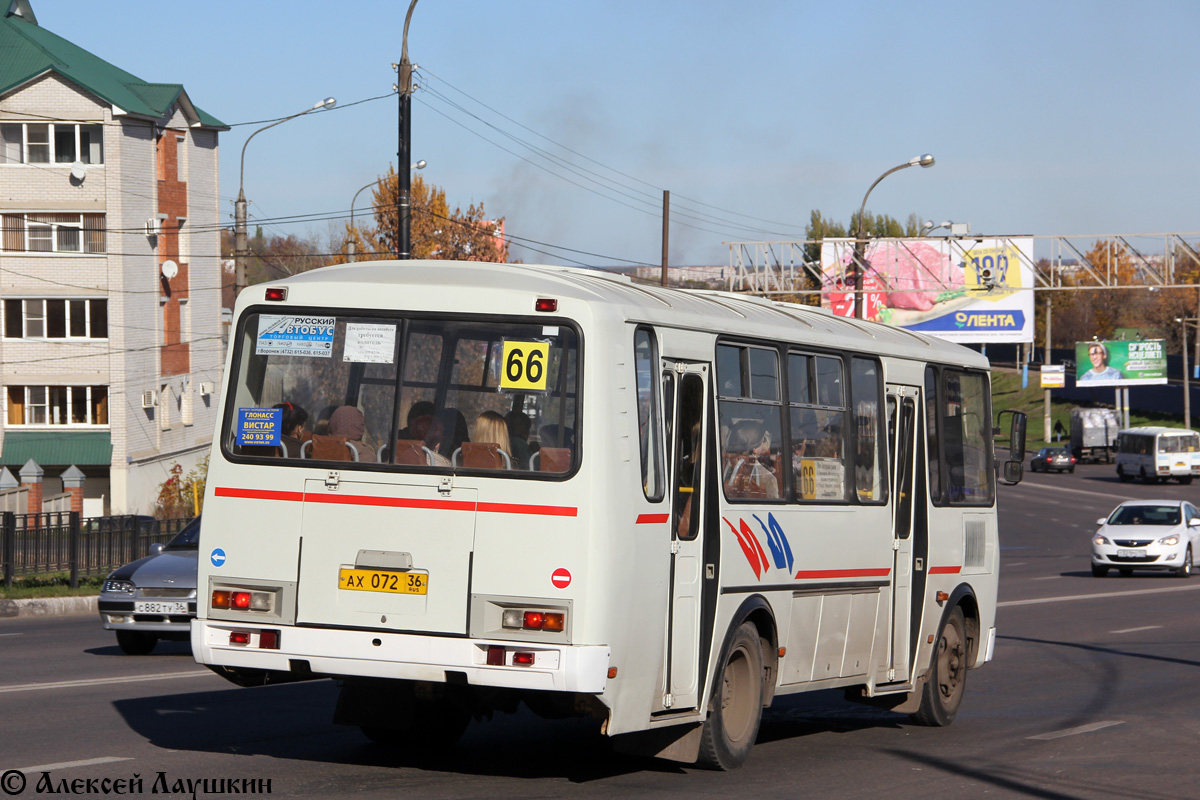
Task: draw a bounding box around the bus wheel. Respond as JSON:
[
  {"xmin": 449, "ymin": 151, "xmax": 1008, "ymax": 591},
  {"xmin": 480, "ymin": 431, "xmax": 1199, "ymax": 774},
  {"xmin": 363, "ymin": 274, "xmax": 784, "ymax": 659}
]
[
  {"xmin": 1179, "ymin": 476, "xmax": 1193, "ymax": 485},
  {"xmin": 1117, "ymin": 465, "xmax": 1131, "ymax": 482},
  {"xmin": 116, "ymin": 630, "xmax": 157, "ymax": 655},
  {"xmin": 911, "ymin": 607, "xmax": 967, "ymax": 727},
  {"xmin": 697, "ymin": 622, "xmax": 764, "ymax": 770}
]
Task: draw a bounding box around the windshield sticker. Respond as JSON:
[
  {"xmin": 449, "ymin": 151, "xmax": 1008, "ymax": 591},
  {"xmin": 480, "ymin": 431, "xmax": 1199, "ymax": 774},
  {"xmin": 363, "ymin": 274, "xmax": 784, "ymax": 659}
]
[
  {"xmin": 500, "ymin": 340, "xmax": 551, "ymax": 391},
  {"xmin": 343, "ymin": 322, "xmax": 397, "ymax": 364},
  {"xmin": 237, "ymin": 407, "xmax": 282, "ymax": 447},
  {"xmin": 256, "ymin": 315, "xmax": 335, "ymax": 357}
]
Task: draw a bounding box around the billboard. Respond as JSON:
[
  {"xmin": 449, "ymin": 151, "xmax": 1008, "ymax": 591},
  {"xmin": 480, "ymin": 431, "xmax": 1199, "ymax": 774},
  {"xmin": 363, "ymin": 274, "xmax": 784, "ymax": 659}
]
[
  {"xmin": 819, "ymin": 237, "xmax": 1034, "ymax": 343},
  {"xmin": 1074, "ymin": 340, "xmax": 1167, "ymax": 387}
]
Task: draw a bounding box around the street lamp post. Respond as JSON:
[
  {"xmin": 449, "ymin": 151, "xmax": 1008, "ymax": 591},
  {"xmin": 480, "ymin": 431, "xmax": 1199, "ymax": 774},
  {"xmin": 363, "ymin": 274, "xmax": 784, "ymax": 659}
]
[
  {"xmin": 235, "ymin": 97, "xmax": 336, "ymax": 294},
  {"xmin": 348, "ymin": 160, "xmax": 425, "ymax": 263},
  {"xmin": 851, "ymin": 154, "xmax": 935, "ymax": 320},
  {"xmin": 397, "ymin": 0, "xmax": 420, "ymax": 259}
]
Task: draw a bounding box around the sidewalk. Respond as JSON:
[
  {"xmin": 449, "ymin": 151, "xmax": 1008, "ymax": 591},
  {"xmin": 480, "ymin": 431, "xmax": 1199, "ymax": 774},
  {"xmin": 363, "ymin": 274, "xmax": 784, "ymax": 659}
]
[{"xmin": 0, "ymin": 595, "xmax": 98, "ymax": 619}]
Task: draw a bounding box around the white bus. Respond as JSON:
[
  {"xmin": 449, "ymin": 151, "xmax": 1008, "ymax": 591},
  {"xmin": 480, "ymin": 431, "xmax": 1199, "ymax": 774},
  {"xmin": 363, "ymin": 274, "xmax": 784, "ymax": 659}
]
[
  {"xmin": 1115, "ymin": 426, "xmax": 1200, "ymax": 484},
  {"xmin": 193, "ymin": 260, "xmax": 1025, "ymax": 769}
]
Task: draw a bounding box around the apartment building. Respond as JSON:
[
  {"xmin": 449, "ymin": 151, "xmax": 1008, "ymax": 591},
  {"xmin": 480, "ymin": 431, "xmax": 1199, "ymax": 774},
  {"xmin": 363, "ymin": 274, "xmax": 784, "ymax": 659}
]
[{"xmin": 0, "ymin": 1, "xmax": 227, "ymax": 514}]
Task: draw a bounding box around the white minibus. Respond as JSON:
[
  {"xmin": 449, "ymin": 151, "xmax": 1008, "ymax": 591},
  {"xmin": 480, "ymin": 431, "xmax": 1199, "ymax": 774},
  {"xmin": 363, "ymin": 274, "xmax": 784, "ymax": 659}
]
[
  {"xmin": 1115, "ymin": 426, "xmax": 1200, "ymax": 484},
  {"xmin": 193, "ymin": 260, "xmax": 1025, "ymax": 768}
]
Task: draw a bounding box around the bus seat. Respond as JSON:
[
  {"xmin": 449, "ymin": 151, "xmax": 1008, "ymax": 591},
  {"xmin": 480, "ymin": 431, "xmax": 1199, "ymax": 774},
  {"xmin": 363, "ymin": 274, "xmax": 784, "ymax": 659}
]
[
  {"xmin": 532, "ymin": 446, "xmax": 570, "ymax": 473},
  {"xmin": 458, "ymin": 442, "xmax": 512, "ymax": 470},
  {"xmin": 391, "ymin": 439, "xmax": 427, "ymax": 465},
  {"xmin": 309, "ymin": 434, "xmax": 358, "ymax": 461}
]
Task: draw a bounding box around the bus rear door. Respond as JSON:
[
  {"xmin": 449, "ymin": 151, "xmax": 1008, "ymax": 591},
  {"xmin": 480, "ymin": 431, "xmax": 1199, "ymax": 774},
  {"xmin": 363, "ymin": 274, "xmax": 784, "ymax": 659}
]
[{"xmin": 887, "ymin": 385, "xmax": 919, "ymax": 683}]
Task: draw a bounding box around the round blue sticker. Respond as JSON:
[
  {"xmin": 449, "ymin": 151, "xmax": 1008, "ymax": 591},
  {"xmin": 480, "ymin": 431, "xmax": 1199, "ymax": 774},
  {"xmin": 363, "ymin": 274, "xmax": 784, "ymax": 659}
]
[{"xmin": 210, "ymin": 548, "xmax": 227, "ymax": 567}]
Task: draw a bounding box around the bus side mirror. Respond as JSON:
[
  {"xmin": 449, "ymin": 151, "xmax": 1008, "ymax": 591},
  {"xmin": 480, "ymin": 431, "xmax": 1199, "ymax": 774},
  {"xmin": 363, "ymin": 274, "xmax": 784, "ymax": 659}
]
[
  {"xmin": 1000, "ymin": 460, "xmax": 1023, "ymax": 485},
  {"xmin": 997, "ymin": 409, "xmax": 1027, "ymax": 462}
]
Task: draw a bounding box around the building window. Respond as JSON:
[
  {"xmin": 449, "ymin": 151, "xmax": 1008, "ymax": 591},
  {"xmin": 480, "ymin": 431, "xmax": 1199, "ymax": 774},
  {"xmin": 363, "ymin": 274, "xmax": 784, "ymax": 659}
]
[
  {"xmin": 0, "ymin": 122, "xmax": 103, "ymax": 164},
  {"xmin": 1, "ymin": 214, "xmax": 106, "ymax": 253},
  {"xmin": 6, "ymin": 385, "xmax": 108, "ymax": 425},
  {"xmin": 4, "ymin": 299, "xmax": 108, "ymax": 339}
]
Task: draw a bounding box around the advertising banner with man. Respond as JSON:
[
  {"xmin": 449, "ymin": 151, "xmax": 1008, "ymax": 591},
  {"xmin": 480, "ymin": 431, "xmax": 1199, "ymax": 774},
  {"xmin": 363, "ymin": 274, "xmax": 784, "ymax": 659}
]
[
  {"xmin": 819, "ymin": 237, "xmax": 1034, "ymax": 343},
  {"xmin": 1074, "ymin": 339, "xmax": 1167, "ymax": 387}
]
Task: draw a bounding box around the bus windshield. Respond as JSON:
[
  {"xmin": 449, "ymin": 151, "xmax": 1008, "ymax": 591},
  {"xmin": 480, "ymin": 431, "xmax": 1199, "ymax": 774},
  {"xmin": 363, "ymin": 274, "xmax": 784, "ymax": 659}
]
[
  {"xmin": 1159, "ymin": 434, "xmax": 1200, "ymax": 453},
  {"xmin": 223, "ymin": 311, "xmax": 579, "ymax": 474}
]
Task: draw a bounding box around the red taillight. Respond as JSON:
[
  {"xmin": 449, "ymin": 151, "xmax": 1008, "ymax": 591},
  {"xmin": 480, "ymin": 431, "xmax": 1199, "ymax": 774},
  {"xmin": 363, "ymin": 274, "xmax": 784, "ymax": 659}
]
[
  {"xmin": 534, "ymin": 298, "xmax": 557, "ymax": 312},
  {"xmin": 229, "ymin": 631, "xmax": 250, "ymax": 645},
  {"xmin": 264, "ymin": 287, "xmax": 287, "ymax": 301},
  {"xmin": 211, "ymin": 590, "xmax": 231, "ymax": 608},
  {"xmin": 512, "ymin": 652, "xmax": 535, "ymax": 666},
  {"xmin": 259, "ymin": 630, "xmax": 280, "ymax": 650},
  {"xmin": 523, "ymin": 611, "xmax": 545, "ymax": 629},
  {"xmin": 232, "ymin": 592, "xmax": 252, "ymax": 609}
]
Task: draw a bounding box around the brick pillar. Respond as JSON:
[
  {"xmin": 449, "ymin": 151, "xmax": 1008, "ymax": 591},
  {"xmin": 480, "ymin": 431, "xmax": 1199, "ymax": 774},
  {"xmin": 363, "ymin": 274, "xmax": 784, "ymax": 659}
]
[
  {"xmin": 19, "ymin": 458, "xmax": 43, "ymax": 514},
  {"xmin": 61, "ymin": 465, "xmax": 86, "ymax": 516}
]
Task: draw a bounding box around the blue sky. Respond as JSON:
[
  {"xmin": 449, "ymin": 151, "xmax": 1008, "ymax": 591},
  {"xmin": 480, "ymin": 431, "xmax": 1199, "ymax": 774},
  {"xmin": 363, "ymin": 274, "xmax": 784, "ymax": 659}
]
[{"xmin": 38, "ymin": 0, "xmax": 1200, "ymax": 267}]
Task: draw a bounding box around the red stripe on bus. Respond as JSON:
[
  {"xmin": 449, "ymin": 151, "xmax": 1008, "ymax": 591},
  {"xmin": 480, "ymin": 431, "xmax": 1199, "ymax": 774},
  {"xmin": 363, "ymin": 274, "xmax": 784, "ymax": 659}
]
[
  {"xmin": 478, "ymin": 502, "xmax": 578, "ymax": 517},
  {"xmin": 794, "ymin": 568, "xmax": 892, "ymax": 580},
  {"xmin": 636, "ymin": 514, "xmax": 670, "ymax": 524},
  {"xmin": 215, "ymin": 487, "xmax": 304, "ymax": 502},
  {"xmin": 213, "ymin": 486, "xmax": 575, "ymax": 517},
  {"xmin": 928, "ymin": 566, "xmax": 962, "ymax": 575}
]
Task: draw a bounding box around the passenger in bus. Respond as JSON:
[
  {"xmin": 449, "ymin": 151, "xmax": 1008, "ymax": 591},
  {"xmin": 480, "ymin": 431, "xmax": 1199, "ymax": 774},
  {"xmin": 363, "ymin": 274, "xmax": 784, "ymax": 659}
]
[
  {"xmin": 724, "ymin": 419, "xmax": 780, "ymax": 499},
  {"xmin": 313, "ymin": 405, "xmax": 338, "ymax": 436},
  {"xmin": 274, "ymin": 401, "xmax": 309, "ymax": 458},
  {"xmin": 470, "ymin": 410, "xmax": 513, "ymax": 468},
  {"xmin": 410, "ymin": 414, "xmax": 451, "ymax": 467},
  {"xmin": 327, "ymin": 405, "xmax": 377, "ymax": 462},
  {"xmin": 538, "ymin": 424, "xmax": 574, "ymax": 451},
  {"xmin": 505, "ymin": 409, "xmax": 534, "ymax": 469},
  {"xmin": 438, "ymin": 408, "xmax": 470, "ymax": 459},
  {"xmin": 398, "ymin": 400, "xmax": 435, "ymax": 440}
]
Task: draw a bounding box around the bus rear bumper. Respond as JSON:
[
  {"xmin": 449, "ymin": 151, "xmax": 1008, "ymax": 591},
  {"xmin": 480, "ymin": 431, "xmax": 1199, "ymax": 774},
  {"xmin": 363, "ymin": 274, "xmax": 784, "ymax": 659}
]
[{"xmin": 191, "ymin": 619, "xmax": 611, "ymax": 693}]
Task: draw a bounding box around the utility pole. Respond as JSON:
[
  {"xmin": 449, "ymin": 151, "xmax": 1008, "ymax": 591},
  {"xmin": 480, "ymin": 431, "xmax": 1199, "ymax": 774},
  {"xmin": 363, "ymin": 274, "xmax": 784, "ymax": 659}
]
[
  {"xmin": 1044, "ymin": 295, "xmax": 1052, "ymax": 442},
  {"xmin": 396, "ymin": 0, "xmax": 419, "ymax": 259},
  {"xmin": 661, "ymin": 190, "xmax": 669, "ymax": 287}
]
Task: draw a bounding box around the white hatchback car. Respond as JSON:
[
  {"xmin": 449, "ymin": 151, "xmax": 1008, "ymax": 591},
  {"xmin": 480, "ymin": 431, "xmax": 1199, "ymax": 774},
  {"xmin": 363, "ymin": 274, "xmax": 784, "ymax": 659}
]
[{"xmin": 1092, "ymin": 500, "xmax": 1200, "ymax": 577}]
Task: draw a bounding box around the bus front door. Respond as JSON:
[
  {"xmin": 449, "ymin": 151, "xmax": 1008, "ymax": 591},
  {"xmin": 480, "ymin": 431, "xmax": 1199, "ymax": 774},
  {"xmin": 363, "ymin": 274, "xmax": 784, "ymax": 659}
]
[
  {"xmin": 661, "ymin": 361, "xmax": 708, "ymax": 712},
  {"xmin": 887, "ymin": 386, "xmax": 919, "ymax": 683}
]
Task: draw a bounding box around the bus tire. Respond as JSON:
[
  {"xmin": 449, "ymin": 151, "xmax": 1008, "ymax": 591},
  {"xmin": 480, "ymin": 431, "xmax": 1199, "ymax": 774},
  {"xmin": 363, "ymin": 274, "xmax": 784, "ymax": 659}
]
[
  {"xmin": 116, "ymin": 630, "xmax": 157, "ymax": 655},
  {"xmin": 697, "ymin": 622, "xmax": 764, "ymax": 770},
  {"xmin": 1179, "ymin": 476, "xmax": 1193, "ymax": 485},
  {"xmin": 911, "ymin": 606, "xmax": 967, "ymax": 727},
  {"xmin": 1117, "ymin": 465, "xmax": 1131, "ymax": 482}
]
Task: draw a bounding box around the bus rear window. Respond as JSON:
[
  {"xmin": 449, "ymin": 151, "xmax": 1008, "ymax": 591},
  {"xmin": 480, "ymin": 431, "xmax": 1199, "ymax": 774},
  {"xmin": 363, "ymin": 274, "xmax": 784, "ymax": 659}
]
[{"xmin": 224, "ymin": 312, "xmax": 579, "ymax": 476}]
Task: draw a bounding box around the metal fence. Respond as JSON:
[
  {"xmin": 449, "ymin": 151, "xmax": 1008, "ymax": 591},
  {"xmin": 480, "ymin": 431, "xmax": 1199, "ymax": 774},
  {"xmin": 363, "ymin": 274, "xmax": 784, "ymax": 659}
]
[{"xmin": 0, "ymin": 513, "xmax": 193, "ymax": 588}]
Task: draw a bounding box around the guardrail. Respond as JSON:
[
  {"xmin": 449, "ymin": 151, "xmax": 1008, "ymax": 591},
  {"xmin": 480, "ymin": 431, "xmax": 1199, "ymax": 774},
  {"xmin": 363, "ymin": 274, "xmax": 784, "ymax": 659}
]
[{"xmin": 0, "ymin": 513, "xmax": 193, "ymax": 588}]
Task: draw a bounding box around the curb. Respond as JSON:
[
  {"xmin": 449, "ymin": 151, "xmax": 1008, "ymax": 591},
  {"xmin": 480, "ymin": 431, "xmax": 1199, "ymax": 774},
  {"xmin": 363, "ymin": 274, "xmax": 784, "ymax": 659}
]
[{"xmin": 0, "ymin": 595, "xmax": 99, "ymax": 619}]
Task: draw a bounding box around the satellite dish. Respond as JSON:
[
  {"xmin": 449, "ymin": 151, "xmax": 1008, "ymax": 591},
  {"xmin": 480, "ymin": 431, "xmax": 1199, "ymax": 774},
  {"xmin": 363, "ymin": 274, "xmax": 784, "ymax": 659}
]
[
  {"xmin": 70, "ymin": 162, "xmax": 86, "ymax": 182},
  {"xmin": 161, "ymin": 260, "xmax": 178, "ymax": 279}
]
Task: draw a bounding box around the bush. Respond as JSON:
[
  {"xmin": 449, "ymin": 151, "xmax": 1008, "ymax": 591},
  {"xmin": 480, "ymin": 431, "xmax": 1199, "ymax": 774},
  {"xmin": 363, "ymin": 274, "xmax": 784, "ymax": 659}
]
[{"xmin": 154, "ymin": 455, "xmax": 208, "ymax": 520}]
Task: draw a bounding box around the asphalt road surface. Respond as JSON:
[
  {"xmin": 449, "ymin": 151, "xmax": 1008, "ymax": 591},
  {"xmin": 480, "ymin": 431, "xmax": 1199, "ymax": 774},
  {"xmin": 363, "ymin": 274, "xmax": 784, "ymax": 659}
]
[{"xmin": 2, "ymin": 458, "xmax": 1199, "ymax": 799}]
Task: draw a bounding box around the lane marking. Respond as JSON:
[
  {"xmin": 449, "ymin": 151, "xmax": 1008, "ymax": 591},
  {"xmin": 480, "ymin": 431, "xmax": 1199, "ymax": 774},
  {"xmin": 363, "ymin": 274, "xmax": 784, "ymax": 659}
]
[
  {"xmin": 1009, "ymin": 482, "xmax": 1136, "ymax": 502},
  {"xmin": 1028, "ymin": 721, "xmax": 1124, "ymax": 740},
  {"xmin": 1031, "ymin": 576, "xmax": 1061, "ymax": 581},
  {"xmin": 0, "ymin": 670, "xmax": 211, "ymax": 694},
  {"xmin": 1111, "ymin": 625, "xmax": 1162, "ymax": 634},
  {"xmin": 6, "ymin": 756, "xmax": 133, "ymax": 773},
  {"xmin": 1000, "ymin": 583, "xmax": 1200, "ymax": 608},
  {"xmin": 0, "ymin": 633, "xmax": 24, "ymax": 637}
]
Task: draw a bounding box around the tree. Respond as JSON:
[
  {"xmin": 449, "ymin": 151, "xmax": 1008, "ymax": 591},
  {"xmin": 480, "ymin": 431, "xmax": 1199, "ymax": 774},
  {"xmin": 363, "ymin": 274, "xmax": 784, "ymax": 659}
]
[
  {"xmin": 153, "ymin": 456, "xmax": 208, "ymax": 519},
  {"xmin": 334, "ymin": 167, "xmax": 510, "ymax": 264}
]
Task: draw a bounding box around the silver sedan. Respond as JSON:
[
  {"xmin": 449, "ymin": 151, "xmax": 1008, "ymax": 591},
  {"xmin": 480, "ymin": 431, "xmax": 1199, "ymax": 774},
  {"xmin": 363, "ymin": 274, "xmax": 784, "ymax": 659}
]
[
  {"xmin": 1091, "ymin": 501, "xmax": 1200, "ymax": 578},
  {"xmin": 98, "ymin": 516, "xmax": 199, "ymax": 654}
]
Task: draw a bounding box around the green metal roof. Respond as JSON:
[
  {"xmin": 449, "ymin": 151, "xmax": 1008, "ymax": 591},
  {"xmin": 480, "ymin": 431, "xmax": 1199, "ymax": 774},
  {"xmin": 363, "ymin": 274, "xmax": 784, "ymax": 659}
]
[
  {"xmin": 0, "ymin": 4, "xmax": 227, "ymax": 129},
  {"xmin": 0, "ymin": 431, "xmax": 113, "ymax": 467}
]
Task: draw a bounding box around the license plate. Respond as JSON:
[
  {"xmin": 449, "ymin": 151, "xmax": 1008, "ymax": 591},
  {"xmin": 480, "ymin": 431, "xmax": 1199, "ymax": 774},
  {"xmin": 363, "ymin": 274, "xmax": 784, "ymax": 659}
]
[
  {"xmin": 135, "ymin": 601, "xmax": 188, "ymax": 614},
  {"xmin": 339, "ymin": 567, "xmax": 428, "ymax": 595},
  {"xmin": 1117, "ymin": 550, "xmax": 1142, "ymax": 558}
]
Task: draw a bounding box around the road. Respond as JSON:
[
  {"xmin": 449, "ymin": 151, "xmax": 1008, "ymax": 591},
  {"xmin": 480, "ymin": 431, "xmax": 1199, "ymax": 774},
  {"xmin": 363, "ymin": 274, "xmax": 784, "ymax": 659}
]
[{"xmin": 2, "ymin": 460, "xmax": 1199, "ymax": 799}]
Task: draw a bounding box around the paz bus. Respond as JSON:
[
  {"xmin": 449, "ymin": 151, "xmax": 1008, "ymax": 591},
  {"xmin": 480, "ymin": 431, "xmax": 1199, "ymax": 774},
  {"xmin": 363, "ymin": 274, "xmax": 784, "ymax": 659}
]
[
  {"xmin": 1114, "ymin": 426, "xmax": 1200, "ymax": 484},
  {"xmin": 193, "ymin": 260, "xmax": 1026, "ymax": 769}
]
